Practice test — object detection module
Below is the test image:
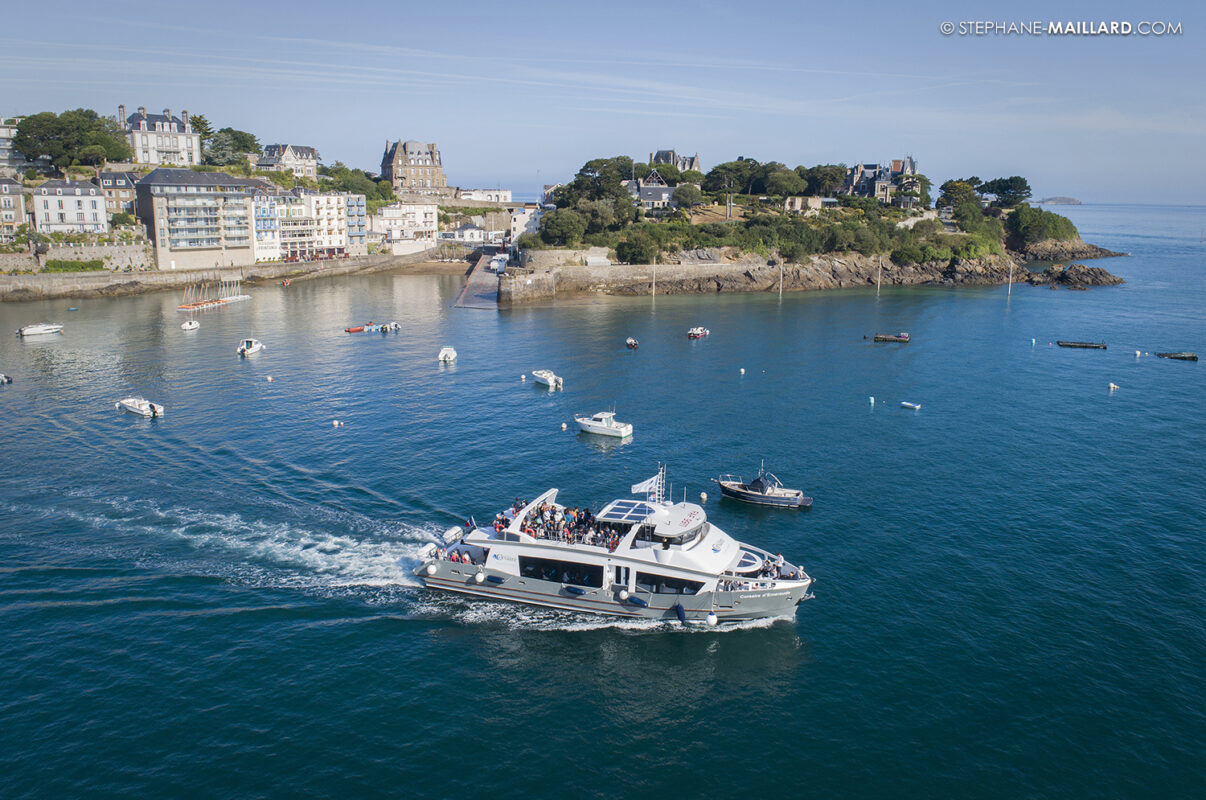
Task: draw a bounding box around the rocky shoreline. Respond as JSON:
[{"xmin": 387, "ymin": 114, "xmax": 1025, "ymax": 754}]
[
  {"xmin": 1010, "ymin": 236, "xmax": 1126, "ymax": 262},
  {"xmin": 500, "ymin": 245, "xmax": 1126, "ymax": 304}
]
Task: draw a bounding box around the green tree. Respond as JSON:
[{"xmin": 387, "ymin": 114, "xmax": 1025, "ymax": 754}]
[
  {"xmin": 189, "ymin": 113, "xmax": 214, "ymax": 148},
  {"xmin": 77, "ymin": 145, "xmax": 108, "ymax": 166},
  {"xmin": 649, "ymin": 162, "xmax": 681, "ymax": 184},
  {"xmin": 616, "ymin": 231, "xmax": 658, "ymax": 264},
  {"xmin": 539, "ymin": 208, "xmax": 587, "ymax": 246},
  {"xmin": 801, "ymin": 164, "xmax": 847, "ymax": 196},
  {"xmin": 680, "ymin": 170, "xmax": 704, "ymax": 185},
  {"xmin": 936, "ymin": 180, "xmax": 981, "ymax": 209},
  {"xmin": 13, "ymin": 109, "xmax": 130, "ymax": 171},
  {"xmin": 981, "ymin": 176, "xmax": 1032, "ymax": 207},
  {"xmin": 204, "ymin": 128, "xmax": 260, "ymax": 166},
  {"xmin": 1005, "ymin": 204, "xmax": 1079, "ymax": 245},
  {"xmin": 765, "ymin": 168, "xmax": 805, "ymax": 197},
  {"xmin": 672, "ymin": 183, "xmax": 703, "ymax": 209}
]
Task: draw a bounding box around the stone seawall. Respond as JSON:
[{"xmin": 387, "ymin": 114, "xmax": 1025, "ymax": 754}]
[
  {"xmin": 0, "ymin": 242, "xmax": 153, "ymax": 272},
  {"xmin": 501, "ymin": 253, "xmax": 1037, "ymax": 305},
  {"xmin": 0, "ymin": 248, "xmax": 444, "ymax": 302}
]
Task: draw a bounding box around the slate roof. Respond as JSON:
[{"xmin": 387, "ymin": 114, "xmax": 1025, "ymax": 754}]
[{"xmin": 137, "ymin": 168, "xmax": 262, "ymax": 189}]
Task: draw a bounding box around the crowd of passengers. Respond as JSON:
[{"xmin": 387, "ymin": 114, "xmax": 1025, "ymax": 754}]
[
  {"xmin": 717, "ymin": 553, "xmax": 806, "ymax": 591},
  {"xmin": 491, "ymin": 500, "xmax": 625, "ymax": 552}
]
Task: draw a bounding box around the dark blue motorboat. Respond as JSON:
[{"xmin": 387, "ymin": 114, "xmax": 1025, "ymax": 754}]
[{"xmin": 712, "ymin": 463, "xmax": 813, "ymax": 509}]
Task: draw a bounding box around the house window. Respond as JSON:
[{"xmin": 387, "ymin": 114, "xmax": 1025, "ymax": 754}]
[{"xmin": 77, "ymin": 212, "xmax": 84, "ymax": 221}]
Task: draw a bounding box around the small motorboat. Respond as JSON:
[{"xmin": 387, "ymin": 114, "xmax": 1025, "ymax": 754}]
[
  {"xmin": 281, "ymin": 279, "xmax": 292, "ymax": 287},
  {"xmin": 1156, "ymin": 352, "xmax": 1198, "ymax": 361},
  {"xmin": 1057, "ymin": 340, "xmax": 1107, "ymax": 349},
  {"xmin": 0, "ymin": 373, "xmax": 12, "ymax": 384},
  {"xmin": 687, "ymin": 326, "xmax": 709, "ymax": 339},
  {"xmin": 901, "ymin": 401, "xmax": 921, "ymax": 410},
  {"xmin": 438, "ymin": 346, "xmax": 458, "ymax": 363},
  {"xmin": 181, "ymin": 320, "xmax": 199, "ymax": 331},
  {"xmin": 873, "ymin": 332, "xmax": 910, "ymax": 343},
  {"xmin": 574, "ymin": 411, "xmax": 633, "ymax": 438},
  {"xmin": 712, "ymin": 463, "xmax": 812, "ymax": 508},
  {"xmin": 115, "ymin": 397, "xmax": 165, "ymax": 418},
  {"xmin": 344, "ymin": 325, "xmax": 365, "ymax": 333},
  {"xmin": 237, "ymin": 338, "xmax": 264, "ymax": 357},
  {"xmin": 625, "ymin": 337, "xmax": 639, "ymax": 349},
  {"xmin": 532, "ymin": 369, "xmax": 563, "ymax": 389},
  {"xmin": 16, "ymin": 323, "xmax": 63, "ymax": 337}
]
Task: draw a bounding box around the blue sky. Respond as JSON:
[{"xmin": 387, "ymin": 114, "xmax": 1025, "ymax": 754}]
[{"xmin": 3, "ymin": 0, "xmax": 1201, "ymax": 202}]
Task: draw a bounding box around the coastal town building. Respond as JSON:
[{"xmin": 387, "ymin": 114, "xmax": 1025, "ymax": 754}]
[
  {"xmin": 135, "ymin": 168, "xmax": 257, "ymax": 269},
  {"xmin": 510, "ymin": 204, "xmax": 543, "ymax": 244},
  {"xmin": 842, "ymin": 157, "xmax": 917, "ymax": 203},
  {"xmin": 542, "ymin": 184, "xmax": 562, "ymax": 205},
  {"xmin": 651, "ymin": 149, "xmax": 702, "ymax": 174},
  {"xmin": 32, "ymin": 180, "xmax": 109, "ymax": 235},
  {"xmin": 344, "ymin": 193, "xmax": 367, "ymax": 255},
  {"xmin": 97, "ymin": 171, "xmax": 140, "ymax": 215},
  {"xmin": 380, "ymin": 140, "xmax": 452, "ymax": 196},
  {"xmin": 257, "ymin": 144, "xmax": 319, "ymax": 180},
  {"xmin": 369, "ymin": 201, "xmax": 438, "ymax": 254},
  {"xmin": 119, "ymin": 105, "xmax": 202, "ymax": 166},
  {"xmin": 459, "ymin": 188, "xmax": 512, "ymax": 203},
  {"xmin": 784, "ymin": 196, "xmax": 838, "ymax": 214},
  {"xmin": 251, "ymin": 188, "xmax": 282, "ymax": 262},
  {"xmin": 624, "ymin": 170, "xmax": 676, "ymax": 213},
  {"xmin": 0, "ymin": 177, "xmax": 22, "ymax": 241},
  {"xmin": 454, "ymin": 223, "xmax": 486, "ymax": 243}
]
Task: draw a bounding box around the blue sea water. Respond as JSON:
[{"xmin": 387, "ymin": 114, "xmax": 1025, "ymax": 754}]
[{"xmin": 1, "ymin": 204, "xmax": 1204, "ymax": 798}]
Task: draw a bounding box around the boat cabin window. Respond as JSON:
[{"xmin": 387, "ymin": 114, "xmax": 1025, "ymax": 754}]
[
  {"xmin": 634, "ymin": 523, "xmax": 706, "ymax": 548},
  {"xmin": 635, "ymin": 571, "xmax": 704, "ymax": 595},
  {"xmin": 519, "ymin": 556, "xmax": 603, "ymax": 588}
]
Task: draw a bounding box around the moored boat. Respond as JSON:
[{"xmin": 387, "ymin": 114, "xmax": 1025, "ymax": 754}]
[
  {"xmin": 574, "ymin": 411, "xmax": 633, "ymax": 438},
  {"xmin": 413, "ymin": 468, "xmax": 814, "ymax": 623},
  {"xmin": 236, "ymin": 338, "xmax": 264, "ymax": 357},
  {"xmin": 712, "ymin": 463, "xmax": 812, "ymax": 508},
  {"xmin": 438, "ymin": 346, "xmax": 458, "ymax": 363},
  {"xmin": 16, "ymin": 323, "xmax": 63, "ymax": 337},
  {"xmin": 181, "ymin": 319, "xmax": 199, "ymax": 331},
  {"xmin": 1156, "ymin": 352, "xmax": 1198, "ymax": 361},
  {"xmin": 0, "ymin": 373, "xmax": 12, "ymax": 384},
  {"xmin": 626, "ymin": 337, "xmax": 639, "ymax": 349},
  {"xmin": 115, "ymin": 397, "xmax": 165, "ymax": 418},
  {"xmin": 532, "ymin": 369, "xmax": 563, "ymax": 389},
  {"xmin": 687, "ymin": 326, "xmax": 709, "ymax": 339},
  {"xmin": 901, "ymin": 401, "xmax": 921, "ymax": 410},
  {"xmin": 873, "ymin": 332, "xmax": 910, "ymax": 343},
  {"xmin": 1057, "ymin": 340, "xmax": 1107, "ymax": 349}
]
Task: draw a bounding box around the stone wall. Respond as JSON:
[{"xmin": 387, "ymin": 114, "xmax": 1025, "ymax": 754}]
[
  {"xmin": 0, "ymin": 242, "xmax": 153, "ymax": 272},
  {"xmin": 0, "ymin": 247, "xmax": 444, "ymax": 302}
]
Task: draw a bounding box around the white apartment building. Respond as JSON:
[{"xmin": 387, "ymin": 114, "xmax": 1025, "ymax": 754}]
[
  {"xmin": 459, "ymin": 188, "xmax": 512, "ymax": 203},
  {"xmin": 510, "ymin": 205, "xmax": 543, "ymax": 244},
  {"xmin": 33, "ymin": 180, "xmax": 110, "ymax": 235},
  {"xmin": 252, "ymin": 188, "xmax": 282, "ymax": 262},
  {"xmin": 0, "ymin": 177, "xmax": 22, "ymax": 241},
  {"xmin": 120, "ymin": 105, "xmax": 202, "ymax": 166},
  {"xmin": 370, "ymin": 202, "xmax": 438, "ymax": 242},
  {"xmin": 276, "ymin": 190, "xmax": 348, "ymax": 262}
]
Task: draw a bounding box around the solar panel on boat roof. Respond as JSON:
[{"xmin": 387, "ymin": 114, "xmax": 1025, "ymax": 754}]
[{"xmin": 598, "ymin": 500, "xmax": 655, "ymax": 523}]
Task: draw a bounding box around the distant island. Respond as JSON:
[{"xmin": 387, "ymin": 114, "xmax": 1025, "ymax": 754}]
[{"xmin": 1034, "ymin": 197, "xmax": 1082, "ymax": 205}]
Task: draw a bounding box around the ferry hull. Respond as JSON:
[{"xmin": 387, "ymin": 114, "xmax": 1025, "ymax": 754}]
[{"xmin": 415, "ymin": 560, "xmax": 813, "ymax": 622}]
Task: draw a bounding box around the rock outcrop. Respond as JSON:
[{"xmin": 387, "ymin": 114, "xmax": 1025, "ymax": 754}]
[
  {"xmin": 1025, "ymin": 263, "xmax": 1125, "ymax": 288},
  {"xmin": 1012, "ymin": 237, "xmax": 1125, "ymax": 262}
]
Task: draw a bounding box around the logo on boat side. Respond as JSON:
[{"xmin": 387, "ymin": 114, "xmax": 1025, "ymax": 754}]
[{"xmin": 492, "ymin": 553, "xmax": 516, "ymax": 561}]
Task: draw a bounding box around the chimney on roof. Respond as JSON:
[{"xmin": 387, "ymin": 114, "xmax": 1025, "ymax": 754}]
[
  {"xmin": 138, "ymin": 106, "xmax": 147, "ymax": 118},
  {"xmin": 164, "ymin": 108, "xmax": 171, "ymax": 123},
  {"xmin": 118, "ymin": 104, "xmax": 126, "ymax": 123},
  {"xmin": 181, "ymin": 110, "xmax": 189, "ymax": 129}
]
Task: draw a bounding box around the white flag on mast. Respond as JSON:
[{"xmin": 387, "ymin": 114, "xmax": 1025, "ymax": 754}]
[{"xmin": 630, "ymin": 474, "xmax": 660, "ymax": 496}]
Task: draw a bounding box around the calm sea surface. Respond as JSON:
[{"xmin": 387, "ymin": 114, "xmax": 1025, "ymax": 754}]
[{"xmin": 2, "ymin": 204, "xmax": 1204, "ymax": 798}]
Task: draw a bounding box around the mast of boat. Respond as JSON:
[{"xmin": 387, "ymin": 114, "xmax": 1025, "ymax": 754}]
[
  {"xmin": 876, "ymin": 257, "xmax": 883, "ymax": 296},
  {"xmin": 1008, "ymin": 259, "xmax": 1014, "ymax": 297}
]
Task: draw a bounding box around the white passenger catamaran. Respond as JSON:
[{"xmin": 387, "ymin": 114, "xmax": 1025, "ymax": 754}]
[{"xmin": 414, "ymin": 466, "xmax": 814, "ymax": 624}]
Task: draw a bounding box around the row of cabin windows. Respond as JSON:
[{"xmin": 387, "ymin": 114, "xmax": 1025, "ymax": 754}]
[
  {"xmin": 518, "ymin": 556, "xmax": 603, "ymax": 588},
  {"xmin": 633, "ymin": 523, "xmax": 707, "ymax": 548}
]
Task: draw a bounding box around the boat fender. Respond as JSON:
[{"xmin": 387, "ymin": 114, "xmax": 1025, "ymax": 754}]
[
  {"xmin": 618, "ymin": 588, "xmax": 630, "ymax": 601},
  {"xmin": 487, "ymin": 575, "xmax": 505, "ymax": 584},
  {"xmin": 474, "ymin": 571, "xmax": 485, "ymax": 584},
  {"xmin": 675, "ymin": 603, "xmax": 687, "ymax": 623},
  {"xmin": 627, "ymin": 595, "xmax": 648, "ymax": 608},
  {"xmin": 564, "ymin": 585, "xmax": 586, "ymax": 596},
  {"xmin": 706, "ymin": 611, "xmax": 718, "ymax": 627},
  {"xmin": 426, "ymin": 563, "xmax": 438, "ymax": 576}
]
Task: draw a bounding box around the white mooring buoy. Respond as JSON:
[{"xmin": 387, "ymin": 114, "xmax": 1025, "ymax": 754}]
[
  {"xmin": 740, "ymin": 368, "xmax": 745, "ymax": 375},
  {"xmin": 266, "ymin": 375, "xmax": 273, "ymax": 382},
  {"xmin": 700, "ymin": 491, "xmax": 708, "ymax": 503},
  {"xmin": 332, "ymin": 420, "xmax": 339, "ymax": 427}
]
